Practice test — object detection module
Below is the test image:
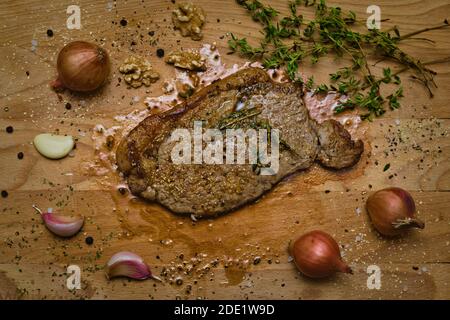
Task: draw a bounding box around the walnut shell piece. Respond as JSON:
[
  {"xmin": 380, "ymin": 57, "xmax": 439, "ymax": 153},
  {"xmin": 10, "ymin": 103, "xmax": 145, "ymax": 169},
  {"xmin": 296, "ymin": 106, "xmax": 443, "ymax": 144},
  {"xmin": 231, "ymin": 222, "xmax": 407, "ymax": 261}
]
[{"xmin": 172, "ymin": 2, "xmax": 206, "ymax": 41}]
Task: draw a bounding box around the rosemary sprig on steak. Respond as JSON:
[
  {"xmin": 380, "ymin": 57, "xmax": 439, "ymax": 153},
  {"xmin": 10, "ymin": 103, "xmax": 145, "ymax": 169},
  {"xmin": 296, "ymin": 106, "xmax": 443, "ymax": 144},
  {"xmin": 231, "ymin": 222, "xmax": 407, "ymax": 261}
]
[
  {"xmin": 217, "ymin": 107, "xmax": 262, "ymax": 129},
  {"xmin": 217, "ymin": 107, "xmax": 297, "ymax": 155},
  {"xmin": 228, "ymin": 0, "xmax": 450, "ymax": 120}
]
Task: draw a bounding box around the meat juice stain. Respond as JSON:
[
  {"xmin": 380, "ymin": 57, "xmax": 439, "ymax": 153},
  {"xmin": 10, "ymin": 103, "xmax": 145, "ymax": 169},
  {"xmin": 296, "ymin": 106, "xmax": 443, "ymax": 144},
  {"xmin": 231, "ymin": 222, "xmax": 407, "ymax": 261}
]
[
  {"xmin": 224, "ymin": 266, "xmax": 247, "ymax": 286},
  {"xmin": 111, "ymin": 192, "xmax": 167, "ymax": 237},
  {"xmin": 110, "ymin": 189, "xmax": 196, "ymax": 252}
]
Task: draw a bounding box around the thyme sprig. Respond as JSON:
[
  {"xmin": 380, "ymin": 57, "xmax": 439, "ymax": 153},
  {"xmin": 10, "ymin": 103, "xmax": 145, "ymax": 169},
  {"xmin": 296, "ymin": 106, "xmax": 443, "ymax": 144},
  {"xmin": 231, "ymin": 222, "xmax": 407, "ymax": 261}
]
[{"xmin": 229, "ymin": 0, "xmax": 450, "ymax": 119}]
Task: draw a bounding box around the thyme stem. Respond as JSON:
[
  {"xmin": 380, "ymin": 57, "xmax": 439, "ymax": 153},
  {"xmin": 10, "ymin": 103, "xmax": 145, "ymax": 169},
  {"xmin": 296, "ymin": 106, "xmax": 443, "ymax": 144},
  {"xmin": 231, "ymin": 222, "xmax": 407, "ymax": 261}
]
[{"xmin": 398, "ymin": 22, "xmax": 450, "ymax": 40}]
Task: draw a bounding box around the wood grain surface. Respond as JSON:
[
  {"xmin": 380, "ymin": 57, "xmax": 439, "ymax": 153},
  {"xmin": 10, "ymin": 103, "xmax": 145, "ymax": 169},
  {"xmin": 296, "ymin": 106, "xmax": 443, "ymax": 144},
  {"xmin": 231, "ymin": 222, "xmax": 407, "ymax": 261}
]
[{"xmin": 0, "ymin": 0, "xmax": 449, "ymax": 300}]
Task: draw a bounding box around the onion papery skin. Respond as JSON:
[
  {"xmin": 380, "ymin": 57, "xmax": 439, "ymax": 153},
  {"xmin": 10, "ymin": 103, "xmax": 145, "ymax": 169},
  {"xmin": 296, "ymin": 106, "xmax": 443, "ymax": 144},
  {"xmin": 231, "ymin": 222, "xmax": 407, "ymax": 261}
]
[
  {"xmin": 54, "ymin": 41, "xmax": 110, "ymax": 92},
  {"xmin": 289, "ymin": 230, "xmax": 352, "ymax": 279},
  {"xmin": 366, "ymin": 187, "xmax": 425, "ymax": 237}
]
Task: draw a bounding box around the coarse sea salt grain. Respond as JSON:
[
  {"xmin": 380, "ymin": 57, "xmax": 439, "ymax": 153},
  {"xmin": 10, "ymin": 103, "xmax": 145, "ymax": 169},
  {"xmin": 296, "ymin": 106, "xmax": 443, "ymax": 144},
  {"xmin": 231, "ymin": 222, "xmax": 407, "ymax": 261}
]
[{"xmin": 94, "ymin": 124, "xmax": 105, "ymax": 133}]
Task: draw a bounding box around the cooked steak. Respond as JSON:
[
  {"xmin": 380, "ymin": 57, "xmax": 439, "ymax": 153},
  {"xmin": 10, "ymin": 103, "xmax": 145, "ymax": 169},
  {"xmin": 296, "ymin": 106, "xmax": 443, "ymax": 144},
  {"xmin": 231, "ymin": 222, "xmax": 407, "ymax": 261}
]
[{"xmin": 116, "ymin": 68, "xmax": 363, "ymax": 217}]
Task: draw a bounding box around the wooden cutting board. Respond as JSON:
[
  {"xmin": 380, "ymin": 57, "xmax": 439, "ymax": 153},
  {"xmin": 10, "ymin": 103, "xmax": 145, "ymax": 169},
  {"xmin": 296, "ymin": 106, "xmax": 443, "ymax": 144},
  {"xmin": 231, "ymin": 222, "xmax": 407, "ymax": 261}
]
[{"xmin": 0, "ymin": 0, "xmax": 449, "ymax": 299}]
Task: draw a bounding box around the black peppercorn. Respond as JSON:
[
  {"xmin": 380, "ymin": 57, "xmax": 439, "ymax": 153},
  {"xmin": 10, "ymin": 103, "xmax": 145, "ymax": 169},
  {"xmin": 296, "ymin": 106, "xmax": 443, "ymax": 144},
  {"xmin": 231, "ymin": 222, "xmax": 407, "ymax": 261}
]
[
  {"xmin": 118, "ymin": 187, "xmax": 127, "ymax": 195},
  {"xmin": 6, "ymin": 126, "xmax": 13, "ymax": 133},
  {"xmin": 65, "ymin": 102, "xmax": 72, "ymax": 110},
  {"xmin": 17, "ymin": 152, "xmax": 24, "ymax": 160},
  {"xmin": 85, "ymin": 236, "xmax": 94, "ymax": 245},
  {"xmin": 156, "ymin": 48, "xmax": 165, "ymax": 58},
  {"xmin": 120, "ymin": 19, "xmax": 127, "ymax": 26},
  {"xmin": 46, "ymin": 29, "xmax": 53, "ymax": 37},
  {"xmin": 1, "ymin": 190, "xmax": 8, "ymax": 198}
]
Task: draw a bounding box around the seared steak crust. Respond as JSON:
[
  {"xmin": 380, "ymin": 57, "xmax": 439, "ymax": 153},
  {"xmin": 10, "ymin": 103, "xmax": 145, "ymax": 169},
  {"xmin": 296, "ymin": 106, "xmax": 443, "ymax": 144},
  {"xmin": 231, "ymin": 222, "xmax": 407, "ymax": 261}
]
[{"xmin": 116, "ymin": 68, "xmax": 363, "ymax": 217}]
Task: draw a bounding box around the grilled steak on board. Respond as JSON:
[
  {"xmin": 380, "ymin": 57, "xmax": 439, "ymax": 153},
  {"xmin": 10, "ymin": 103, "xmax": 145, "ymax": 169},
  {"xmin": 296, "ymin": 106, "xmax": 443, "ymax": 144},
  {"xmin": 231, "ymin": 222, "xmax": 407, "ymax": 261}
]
[{"xmin": 116, "ymin": 68, "xmax": 363, "ymax": 217}]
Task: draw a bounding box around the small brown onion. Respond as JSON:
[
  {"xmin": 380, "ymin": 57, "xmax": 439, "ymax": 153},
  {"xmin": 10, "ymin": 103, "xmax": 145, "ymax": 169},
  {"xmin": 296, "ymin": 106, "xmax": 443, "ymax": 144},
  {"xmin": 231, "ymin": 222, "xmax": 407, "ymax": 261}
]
[
  {"xmin": 289, "ymin": 230, "xmax": 352, "ymax": 278},
  {"xmin": 366, "ymin": 187, "xmax": 425, "ymax": 237},
  {"xmin": 52, "ymin": 41, "xmax": 110, "ymax": 92}
]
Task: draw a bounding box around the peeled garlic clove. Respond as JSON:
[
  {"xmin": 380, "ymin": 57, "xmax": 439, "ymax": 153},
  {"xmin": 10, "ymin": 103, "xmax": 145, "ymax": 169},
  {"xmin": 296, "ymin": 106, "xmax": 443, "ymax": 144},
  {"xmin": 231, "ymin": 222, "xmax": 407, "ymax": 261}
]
[
  {"xmin": 106, "ymin": 251, "xmax": 161, "ymax": 281},
  {"xmin": 33, "ymin": 133, "xmax": 74, "ymax": 159},
  {"xmin": 33, "ymin": 205, "xmax": 84, "ymax": 237}
]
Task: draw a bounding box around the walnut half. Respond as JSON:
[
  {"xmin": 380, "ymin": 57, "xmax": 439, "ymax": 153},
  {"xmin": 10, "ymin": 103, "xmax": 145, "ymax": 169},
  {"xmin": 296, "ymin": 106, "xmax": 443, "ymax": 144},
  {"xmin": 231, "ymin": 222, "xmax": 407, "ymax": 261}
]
[
  {"xmin": 166, "ymin": 50, "xmax": 206, "ymax": 71},
  {"xmin": 172, "ymin": 2, "xmax": 206, "ymax": 41},
  {"xmin": 119, "ymin": 56, "xmax": 160, "ymax": 88}
]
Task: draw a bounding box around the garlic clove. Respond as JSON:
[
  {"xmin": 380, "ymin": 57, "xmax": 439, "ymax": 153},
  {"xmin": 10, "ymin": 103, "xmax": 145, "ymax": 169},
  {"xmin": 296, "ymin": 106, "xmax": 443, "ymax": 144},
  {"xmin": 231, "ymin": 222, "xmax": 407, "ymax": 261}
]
[
  {"xmin": 33, "ymin": 205, "xmax": 84, "ymax": 237},
  {"xmin": 105, "ymin": 251, "xmax": 161, "ymax": 281},
  {"xmin": 33, "ymin": 133, "xmax": 74, "ymax": 159}
]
